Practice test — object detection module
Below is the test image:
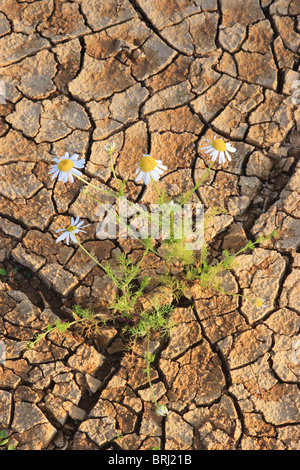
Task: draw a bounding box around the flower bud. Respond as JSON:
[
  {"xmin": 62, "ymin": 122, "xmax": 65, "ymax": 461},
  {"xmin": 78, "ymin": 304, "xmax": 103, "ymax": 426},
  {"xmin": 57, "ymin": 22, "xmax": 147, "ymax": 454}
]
[
  {"xmin": 155, "ymin": 405, "xmax": 169, "ymax": 417},
  {"xmin": 104, "ymin": 143, "xmax": 116, "ymax": 153},
  {"xmin": 80, "ymin": 185, "xmax": 89, "ymax": 194}
]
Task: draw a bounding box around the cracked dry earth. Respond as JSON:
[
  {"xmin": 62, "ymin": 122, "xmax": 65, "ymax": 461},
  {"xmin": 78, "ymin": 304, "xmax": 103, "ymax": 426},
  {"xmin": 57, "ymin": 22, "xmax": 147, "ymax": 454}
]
[{"xmin": 0, "ymin": 0, "xmax": 300, "ymax": 452}]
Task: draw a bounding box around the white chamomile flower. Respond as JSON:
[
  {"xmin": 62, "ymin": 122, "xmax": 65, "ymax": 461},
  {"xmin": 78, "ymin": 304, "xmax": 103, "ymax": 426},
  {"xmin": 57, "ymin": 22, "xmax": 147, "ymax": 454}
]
[
  {"xmin": 201, "ymin": 135, "xmax": 236, "ymax": 164},
  {"xmin": 254, "ymin": 298, "xmax": 267, "ymax": 309},
  {"xmin": 55, "ymin": 217, "xmax": 90, "ymax": 245},
  {"xmin": 135, "ymin": 155, "xmax": 167, "ymax": 185},
  {"xmin": 48, "ymin": 152, "xmax": 85, "ymax": 183}
]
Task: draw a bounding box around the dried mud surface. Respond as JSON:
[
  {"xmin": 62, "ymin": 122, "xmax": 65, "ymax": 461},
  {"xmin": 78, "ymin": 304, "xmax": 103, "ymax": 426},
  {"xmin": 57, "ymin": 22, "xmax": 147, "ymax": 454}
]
[{"xmin": 0, "ymin": 0, "xmax": 300, "ymax": 451}]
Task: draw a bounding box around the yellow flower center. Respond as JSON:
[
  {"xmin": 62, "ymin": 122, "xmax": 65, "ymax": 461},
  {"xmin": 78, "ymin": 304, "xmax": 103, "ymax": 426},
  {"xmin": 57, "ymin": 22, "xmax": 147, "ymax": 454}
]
[
  {"xmin": 255, "ymin": 298, "xmax": 264, "ymax": 308},
  {"xmin": 139, "ymin": 156, "xmax": 157, "ymax": 172},
  {"xmin": 58, "ymin": 158, "xmax": 74, "ymax": 172},
  {"xmin": 66, "ymin": 225, "xmax": 76, "ymax": 233},
  {"xmin": 212, "ymin": 138, "xmax": 227, "ymax": 152}
]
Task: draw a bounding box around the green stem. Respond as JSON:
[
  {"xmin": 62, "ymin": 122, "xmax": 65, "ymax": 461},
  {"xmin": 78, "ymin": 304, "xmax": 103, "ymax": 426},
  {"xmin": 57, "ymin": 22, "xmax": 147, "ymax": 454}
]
[
  {"xmin": 151, "ymin": 177, "xmax": 161, "ymax": 200},
  {"xmin": 214, "ymin": 286, "xmax": 257, "ymax": 303},
  {"xmin": 180, "ymin": 161, "xmax": 213, "ymax": 205},
  {"xmin": 228, "ymin": 232, "xmax": 276, "ymax": 261},
  {"xmin": 123, "ymin": 245, "xmax": 150, "ymax": 288},
  {"xmin": 135, "ymin": 245, "xmax": 150, "ymax": 272},
  {"xmin": 229, "ymin": 242, "xmax": 258, "ymax": 261},
  {"xmin": 74, "ymin": 196, "xmax": 150, "ymax": 282},
  {"xmin": 145, "ymin": 335, "xmax": 159, "ymax": 407},
  {"xmin": 110, "ymin": 151, "xmax": 118, "ymax": 183},
  {"xmin": 27, "ymin": 312, "xmax": 111, "ymax": 349},
  {"xmin": 77, "ymin": 173, "xmax": 165, "ymax": 249},
  {"xmin": 72, "ymin": 172, "xmax": 118, "ymax": 198},
  {"xmin": 84, "ymin": 189, "xmax": 161, "ymax": 258},
  {"xmin": 75, "ymin": 237, "xmax": 106, "ymax": 271},
  {"xmin": 147, "ymin": 367, "xmax": 159, "ymax": 407}
]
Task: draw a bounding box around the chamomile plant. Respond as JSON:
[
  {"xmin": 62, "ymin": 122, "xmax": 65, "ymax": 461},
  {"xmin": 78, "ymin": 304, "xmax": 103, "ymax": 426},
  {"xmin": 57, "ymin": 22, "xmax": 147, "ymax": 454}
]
[{"xmin": 27, "ymin": 134, "xmax": 278, "ymax": 413}]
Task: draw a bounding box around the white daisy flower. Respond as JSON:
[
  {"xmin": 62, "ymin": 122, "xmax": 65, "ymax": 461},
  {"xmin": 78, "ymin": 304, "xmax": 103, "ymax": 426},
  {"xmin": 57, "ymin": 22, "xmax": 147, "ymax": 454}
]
[
  {"xmin": 48, "ymin": 152, "xmax": 86, "ymax": 183},
  {"xmin": 135, "ymin": 155, "xmax": 167, "ymax": 185},
  {"xmin": 201, "ymin": 135, "xmax": 236, "ymax": 164},
  {"xmin": 254, "ymin": 298, "xmax": 267, "ymax": 309},
  {"xmin": 55, "ymin": 217, "xmax": 90, "ymax": 245}
]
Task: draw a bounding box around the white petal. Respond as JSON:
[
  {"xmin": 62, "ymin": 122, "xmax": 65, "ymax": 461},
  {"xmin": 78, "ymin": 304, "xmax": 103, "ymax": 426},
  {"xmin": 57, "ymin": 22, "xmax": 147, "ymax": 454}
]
[
  {"xmin": 226, "ymin": 145, "xmax": 236, "ymax": 152},
  {"xmin": 204, "ymin": 147, "xmax": 213, "ymax": 154},
  {"xmin": 135, "ymin": 171, "xmax": 144, "ymax": 182},
  {"xmin": 56, "ymin": 232, "xmax": 68, "ymax": 243},
  {"xmin": 157, "ymin": 164, "xmax": 167, "ymax": 171},
  {"xmin": 219, "ymin": 152, "xmax": 225, "ymax": 164},
  {"xmin": 70, "ymin": 153, "xmax": 79, "ymax": 161},
  {"xmin": 74, "ymin": 216, "xmax": 80, "ymax": 226},
  {"xmin": 225, "ymin": 150, "xmax": 232, "ymax": 161},
  {"xmin": 144, "ymin": 172, "xmax": 151, "ymax": 185},
  {"xmin": 56, "ymin": 228, "xmax": 67, "ymax": 233},
  {"xmin": 76, "ymin": 220, "xmax": 85, "ymax": 227},
  {"xmin": 70, "ymin": 232, "xmax": 77, "ymax": 243},
  {"xmin": 211, "ymin": 149, "xmax": 219, "ymax": 160},
  {"xmin": 48, "ymin": 165, "xmax": 59, "ymax": 173},
  {"xmin": 50, "ymin": 170, "xmax": 60, "ymax": 180},
  {"xmin": 73, "ymin": 159, "xmax": 85, "ymax": 168},
  {"xmin": 64, "ymin": 152, "xmax": 70, "ymax": 158},
  {"xmin": 68, "ymin": 172, "xmax": 74, "ymax": 183},
  {"xmin": 150, "ymin": 169, "xmax": 160, "ymax": 181},
  {"xmin": 58, "ymin": 171, "xmax": 64, "ymax": 182},
  {"xmin": 155, "ymin": 167, "xmax": 165, "ymax": 175},
  {"xmin": 71, "ymin": 168, "xmax": 82, "ymax": 177},
  {"xmin": 52, "ymin": 158, "xmax": 60, "ymax": 164}
]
